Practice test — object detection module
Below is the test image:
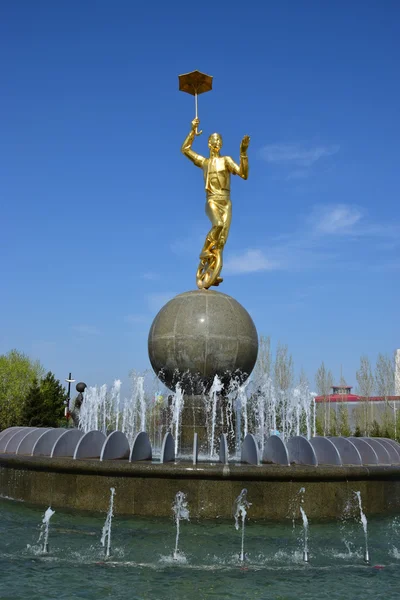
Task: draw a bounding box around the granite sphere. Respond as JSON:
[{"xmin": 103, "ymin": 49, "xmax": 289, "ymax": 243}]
[{"xmin": 148, "ymin": 290, "xmax": 258, "ymax": 392}]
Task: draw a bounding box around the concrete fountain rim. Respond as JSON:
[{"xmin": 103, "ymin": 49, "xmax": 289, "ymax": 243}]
[{"xmin": 1, "ymin": 453, "xmax": 400, "ymax": 482}]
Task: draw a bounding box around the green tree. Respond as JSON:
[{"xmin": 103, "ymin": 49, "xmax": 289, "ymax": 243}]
[
  {"xmin": 22, "ymin": 372, "xmax": 67, "ymax": 427},
  {"xmin": 337, "ymin": 403, "xmax": 351, "ymax": 436},
  {"xmin": 315, "ymin": 416, "xmax": 324, "ymax": 436},
  {"xmin": 328, "ymin": 408, "xmax": 337, "ymax": 436},
  {"xmin": 0, "ymin": 349, "xmax": 44, "ymax": 430},
  {"xmin": 315, "ymin": 362, "xmax": 333, "ymax": 436},
  {"xmin": 356, "ymin": 355, "xmax": 375, "ymax": 435},
  {"xmin": 22, "ymin": 379, "xmax": 43, "ymax": 427},
  {"xmin": 375, "ymin": 353, "xmax": 395, "ymax": 400},
  {"xmin": 370, "ymin": 420, "xmax": 381, "ymax": 437},
  {"xmin": 380, "ymin": 406, "xmax": 395, "ymax": 439}
]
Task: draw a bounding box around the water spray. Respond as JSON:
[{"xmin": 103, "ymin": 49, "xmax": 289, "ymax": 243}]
[
  {"xmin": 101, "ymin": 487, "xmax": 116, "ymax": 558},
  {"xmin": 234, "ymin": 488, "xmax": 251, "ymax": 562}
]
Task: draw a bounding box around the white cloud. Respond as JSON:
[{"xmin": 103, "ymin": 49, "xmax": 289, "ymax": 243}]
[
  {"xmin": 146, "ymin": 292, "xmax": 177, "ymax": 313},
  {"xmin": 260, "ymin": 143, "xmax": 339, "ymax": 167},
  {"xmin": 72, "ymin": 325, "xmax": 101, "ymax": 336},
  {"xmin": 224, "ymin": 249, "xmax": 281, "ymax": 275},
  {"xmin": 222, "ymin": 205, "xmax": 399, "ymax": 278},
  {"xmin": 311, "ymin": 204, "xmax": 362, "ymax": 234}
]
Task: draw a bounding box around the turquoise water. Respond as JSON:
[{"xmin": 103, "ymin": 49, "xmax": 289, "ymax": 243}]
[{"xmin": 1, "ymin": 497, "xmax": 400, "ymax": 599}]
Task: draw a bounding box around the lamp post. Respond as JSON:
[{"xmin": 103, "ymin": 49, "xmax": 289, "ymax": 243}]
[{"xmin": 65, "ymin": 373, "xmax": 76, "ymax": 417}]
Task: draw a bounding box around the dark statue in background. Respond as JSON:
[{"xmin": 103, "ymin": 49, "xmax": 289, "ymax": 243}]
[{"xmin": 70, "ymin": 382, "xmax": 87, "ymax": 427}]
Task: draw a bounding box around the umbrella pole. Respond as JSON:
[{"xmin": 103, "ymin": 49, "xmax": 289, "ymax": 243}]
[{"xmin": 194, "ymin": 91, "xmax": 202, "ymax": 136}]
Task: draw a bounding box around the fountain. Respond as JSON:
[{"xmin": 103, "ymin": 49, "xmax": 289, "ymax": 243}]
[
  {"xmin": 172, "ymin": 491, "xmax": 189, "ymax": 560},
  {"xmin": 3, "ymin": 492, "xmax": 400, "ymax": 599},
  {"xmin": 209, "ymin": 375, "xmax": 224, "ymax": 458},
  {"xmin": 1, "ymin": 71, "xmax": 400, "ymax": 525},
  {"xmin": 1, "ymin": 411, "xmax": 400, "ymax": 519},
  {"xmin": 170, "ymin": 384, "xmax": 184, "ymax": 457},
  {"xmin": 355, "ymin": 491, "xmax": 370, "ymax": 564},
  {"xmin": 298, "ymin": 488, "xmax": 310, "ymax": 563},
  {"xmin": 234, "ymin": 488, "xmax": 251, "ymax": 562},
  {"xmin": 37, "ymin": 506, "xmax": 55, "ymax": 554},
  {"xmin": 101, "ymin": 487, "xmax": 115, "ymax": 558}
]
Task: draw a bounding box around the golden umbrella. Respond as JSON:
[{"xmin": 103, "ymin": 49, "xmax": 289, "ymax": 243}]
[{"xmin": 178, "ymin": 70, "xmax": 213, "ymax": 136}]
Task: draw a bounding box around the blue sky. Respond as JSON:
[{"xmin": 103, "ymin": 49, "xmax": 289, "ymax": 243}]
[{"xmin": 1, "ymin": 1, "xmax": 399, "ymax": 393}]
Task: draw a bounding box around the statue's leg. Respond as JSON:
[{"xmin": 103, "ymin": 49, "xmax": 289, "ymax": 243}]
[
  {"xmin": 196, "ymin": 197, "xmax": 231, "ymax": 289},
  {"xmin": 200, "ymin": 199, "xmax": 224, "ymax": 258},
  {"xmin": 207, "ymin": 198, "xmax": 231, "ymax": 285},
  {"xmin": 200, "ymin": 226, "xmax": 223, "ymax": 258},
  {"xmin": 218, "ymin": 201, "xmax": 232, "ymax": 248},
  {"xmin": 203, "ymin": 200, "xmax": 225, "ymax": 247},
  {"xmin": 71, "ymin": 409, "xmax": 80, "ymax": 428}
]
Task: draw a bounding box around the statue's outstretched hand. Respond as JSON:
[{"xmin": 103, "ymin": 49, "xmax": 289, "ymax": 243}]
[
  {"xmin": 240, "ymin": 135, "xmax": 250, "ymax": 154},
  {"xmin": 191, "ymin": 117, "xmax": 202, "ymax": 137}
]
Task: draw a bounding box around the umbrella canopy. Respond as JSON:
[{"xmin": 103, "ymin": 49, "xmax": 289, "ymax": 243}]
[{"xmin": 178, "ymin": 70, "xmax": 213, "ymax": 96}]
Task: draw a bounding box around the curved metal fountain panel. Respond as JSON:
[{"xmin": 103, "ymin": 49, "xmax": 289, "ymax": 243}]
[
  {"xmin": 0, "ymin": 427, "xmax": 19, "ymax": 442},
  {"xmin": 262, "ymin": 434, "xmax": 290, "ymax": 465},
  {"xmin": 348, "ymin": 437, "xmax": 379, "ymax": 465},
  {"xmin": 16, "ymin": 428, "xmax": 53, "ymax": 455},
  {"xmin": 382, "ymin": 438, "xmax": 400, "ymax": 458},
  {"xmin": 309, "ymin": 436, "xmax": 342, "ymax": 466},
  {"xmin": 287, "ymin": 436, "xmax": 318, "ymax": 466},
  {"xmin": 73, "ymin": 431, "xmax": 106, "ymax": 459},
  {"xmin": 4, "ymin": 427, "xmax": 37, "ymax": 453},
  {"xmin": 51, "ymin": 429, "xmax": 85, "ymax": 458},
  {"xmin": 241, "ymin": 433, "xmax": 260, "ymax": 465},
  {"xmin": 328, "ymin": 437, "xmax": 362, "ymax": 465},
  {"xmin": 160, "ymin": 432, "xmax": 175, "ymax": 463},
  {"xmin": 0, "ymin": 428, "xmax": 24, "ymax": 452},
  {"xmin": 100, "ymin": 431, "xmax": 130, "ymax": 461},
  {"xmin": 32, "ymin": 429, "xmax": 69, "ymax": 456},
  {"xmin": 377, "ymin": 438, "xmax": 400, "ymax": 462},
  {"xmin": 379, "ymin": 438, "xmax": 400, "ymax": 461},
  {"xmin": 362, "ymin": 437, "xmax": 391, "ymax": 464},
  {"xmin": 130, "ymin": 432, "xmax": 152, "ymax": 462},
  {"xmin": 2, "ymin": 428, "xmax": 400, "ymax": 467}
]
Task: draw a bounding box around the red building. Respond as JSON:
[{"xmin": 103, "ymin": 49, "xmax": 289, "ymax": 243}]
[
  {"xmin": 315, "ymin": 385, "xmax": 400, "ymax": 430},
  {"xmin": 315, "ymin": 384, "xmax": 400, "ymax": 404}
]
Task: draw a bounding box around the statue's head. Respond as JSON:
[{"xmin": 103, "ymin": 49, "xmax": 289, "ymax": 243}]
[{"xmin": 208, "ymin": 133, "xmax": 223, "ymax": 153}]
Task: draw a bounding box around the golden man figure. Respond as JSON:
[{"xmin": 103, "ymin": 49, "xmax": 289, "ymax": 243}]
[{"xmin": 181, "ymin": 117, "xmax": 250, "ymax": 289}]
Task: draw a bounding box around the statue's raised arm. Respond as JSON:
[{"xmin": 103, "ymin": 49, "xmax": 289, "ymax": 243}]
[
  {"xmin": 181, "ymin": 118, "xmax": 206, "ymax": 168},
  {"xmin": 225, "ymin": 135, "xmax": 250, "ymax": 180}
]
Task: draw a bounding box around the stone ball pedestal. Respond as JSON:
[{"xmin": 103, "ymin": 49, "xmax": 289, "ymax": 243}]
[{"xmin": 148, "ymin": 289, "xmax": 258, "ymax": 454}]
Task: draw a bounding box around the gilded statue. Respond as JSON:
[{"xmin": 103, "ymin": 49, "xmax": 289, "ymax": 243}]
[{"xmin": 181, "ymin": 117, "xmax": 250, "ymax": 289}]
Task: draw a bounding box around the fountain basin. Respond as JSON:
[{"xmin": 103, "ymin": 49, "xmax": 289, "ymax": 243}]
[{"xmin": 1, "ymin": 453, "xmax": 400, "ymax": 520}]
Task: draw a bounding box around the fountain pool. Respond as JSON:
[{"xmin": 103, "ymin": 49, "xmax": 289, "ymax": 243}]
[{"xmin": 2, "ymin": 497, "xmax": 400, "ymax": 599}]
